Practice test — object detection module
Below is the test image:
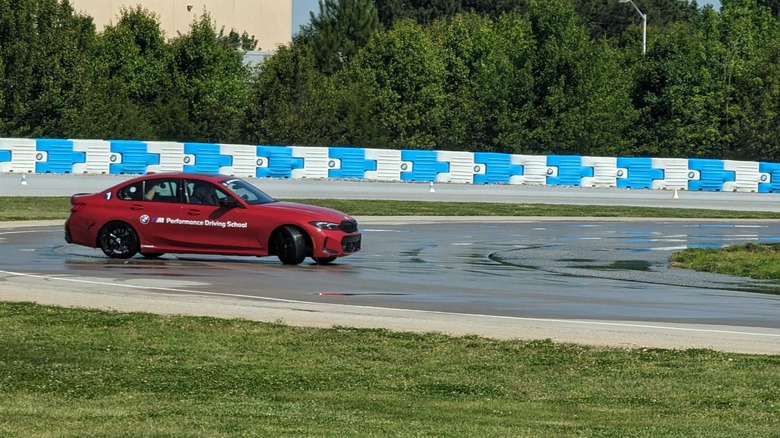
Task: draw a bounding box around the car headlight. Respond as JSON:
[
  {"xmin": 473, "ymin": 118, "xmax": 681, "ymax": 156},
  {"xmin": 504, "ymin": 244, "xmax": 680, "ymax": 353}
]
[{"xmin": 309, "ymin": 221, "xmax": 342, "ymax": 230}]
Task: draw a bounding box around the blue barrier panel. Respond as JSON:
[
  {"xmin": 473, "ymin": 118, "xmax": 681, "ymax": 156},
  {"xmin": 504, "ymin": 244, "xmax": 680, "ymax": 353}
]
[
  {"xmin": 616, "ymin": 157, "xmax": 660, "ymax": 189},
  {"xmin": 328, "ymin": 147, "xmax": 375, "ymax": 179},
  {"xmin": 184, "ymin": 143, "xmax": 232, "ymax": 174},
  {"xmin": 400, "ymin": 150, "xmax": 448, "ymax": 181},
  {"xmin": 759, "ymin": 162, "xmax": 780, "ymax": 193},
  {"xmin": 35, "ymin": 139, "xmax": 85, "ymax": 174},
  {"xmin": 546, "ymin": 155, "xmax": 591, "ymax": 186},
  {"xmin": 0, "ymin": 149, "xmax": 11, "ymax": 163},
  {"xmin": 688, "ymin": 159, "xmax": 733, "ymax": 191},
  {"xmin": 474, "ymin": 152, "xmax": 511, "ymax": 184},
  {"xmin": 109, "ymin": 140, "xmax": 159, "ymax": 174},
  {"xmin": 256, "ymin": 146, "xmax": 302, "ymax": 178}
]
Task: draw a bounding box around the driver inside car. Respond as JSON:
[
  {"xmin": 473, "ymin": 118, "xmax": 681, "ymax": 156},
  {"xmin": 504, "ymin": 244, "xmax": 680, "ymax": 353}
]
[{"xmin": 190, "ymin": 183, "xmax": 220, "ymax": 206}]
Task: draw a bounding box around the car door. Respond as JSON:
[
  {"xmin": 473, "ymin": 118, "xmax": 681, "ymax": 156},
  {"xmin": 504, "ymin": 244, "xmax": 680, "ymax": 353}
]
[
  {"xmin": 114, "ymin": 177, "xmax": 184, "ymax": 252},
  {"xmin": 179, "ymin": 179, "xmax": 255, "ymax": 252}
]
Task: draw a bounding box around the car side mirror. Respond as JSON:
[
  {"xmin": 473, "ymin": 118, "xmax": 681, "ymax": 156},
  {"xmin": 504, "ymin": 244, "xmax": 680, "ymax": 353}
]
[{"xmin": 219, "ymin": 197, "xmax": 240, "ymax": 208}]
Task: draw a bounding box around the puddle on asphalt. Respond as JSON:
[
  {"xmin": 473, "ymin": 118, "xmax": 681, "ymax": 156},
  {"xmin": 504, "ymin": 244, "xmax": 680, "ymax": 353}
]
[{"xmin": 586, "ymin": 260, "xmax": 653, "ymax": 272}]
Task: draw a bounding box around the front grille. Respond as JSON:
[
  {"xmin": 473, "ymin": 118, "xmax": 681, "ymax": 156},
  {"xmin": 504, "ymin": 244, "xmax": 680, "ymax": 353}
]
[
  {"xmin": 340, "ymin": 219, "xmax": 359, "ymax": 233},
  {"xmin": 342, "ymin": 234, "xmax": 361, "ymax": 253}
]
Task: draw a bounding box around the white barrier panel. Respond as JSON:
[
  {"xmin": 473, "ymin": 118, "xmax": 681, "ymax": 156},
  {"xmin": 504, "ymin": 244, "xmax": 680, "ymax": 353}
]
[
  {"xmin": 291, "ymin": 146, "xmax": 329, "ymax": 179},
  {"xmin": 219, "ymin": 143, "xmax": 258, "ymax": 177},
  {"xmin": 436, "ymin": 151, "xmax": 482, "ymax": 183},
  {"xmin": 146, "ymin": 141, "xmax": 185, "ymax": 173},
  {"xmin": 651, "ymin": 158, "xmax": 689, "ymax": 190},
  {"xmin": 582, "ymin": 156, "xmax": 618, "ymax": 188},
  {"xmin": 72, "ymin": 139, "xmax": 111, "ymax": 174},
  {"xmin": 364, "ymin": 148, "xmax": 401, "ymax": 181},
  {"xmin": 723, "ymin": 160, "xmax": 759, "ymax": 192},
  {"xmin": 509, "ymin": 155, "xmax": 547, "ymax": 185},
  {"xmin": 0, "ymin": 138, "xmax": 36, "ymax": 173}
]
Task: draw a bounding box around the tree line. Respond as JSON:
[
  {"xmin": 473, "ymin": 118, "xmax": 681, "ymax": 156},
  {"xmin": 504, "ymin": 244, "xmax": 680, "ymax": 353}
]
[{"xmin": 1, "ymin": 0, "xmax": 779, "ymax": 162}]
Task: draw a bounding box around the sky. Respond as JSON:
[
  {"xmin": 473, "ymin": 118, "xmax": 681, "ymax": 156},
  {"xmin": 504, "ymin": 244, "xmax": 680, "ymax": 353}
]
[
  {"xmin": 292, "ymin": 0, "xmax": 722, "ymax": 35},
  {"xmin": 292, "ymin": 0, "xmax": 320, "ymax": 34}
]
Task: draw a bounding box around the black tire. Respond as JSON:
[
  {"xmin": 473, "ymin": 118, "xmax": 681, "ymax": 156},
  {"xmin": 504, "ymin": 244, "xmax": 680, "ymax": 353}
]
[
  {"xmin": 275, "ymin": 226, "xmax": 306, "ymax": 265},
  {"xmin": 99, "ymin": 222, "xmax": 139, "ymax": 259},
  {"xmin": 313, "ymin": 256, "xmax": 337, "ymax": 265},
  {"xmin": 141, "ymin": 252, "xmax": 164, "ymax": 259}
]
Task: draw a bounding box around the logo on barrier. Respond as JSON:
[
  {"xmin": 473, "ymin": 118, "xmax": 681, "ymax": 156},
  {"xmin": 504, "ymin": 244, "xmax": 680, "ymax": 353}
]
[
  {"xmin": 183, "ymin": 156, "xmax": 191, "ymax": 164},
  {"xmin": 110, "ymin": 154, "xmax": 118, "ymax": 163},
  {"xmin": 36, "ymin": 153, "xmax": 44, "ymax": 161},
  {"xmin": 400, "ymin": 163, "xmax": 408, "ymax": 171},
  {"xmin": 473, "ymin": 165, "xmax": 481, "ymax": 173},
  {"xmin": 688, "ymin": 172, "xmax": 696, "ymax": 179},
  {"xmin": 256, "ymin": 158, "xmax": 265, "ymax": 167},
  {"xmin": 328, "ymin": 160, "xmax": 336, "ymax": 168},
  {"xmin": 761, "ymin": 174, "xmax": 769, "ymax": 182},
  {"xmin": 617, "ymin": 169, "xmax": 625, "ymax": 177}
]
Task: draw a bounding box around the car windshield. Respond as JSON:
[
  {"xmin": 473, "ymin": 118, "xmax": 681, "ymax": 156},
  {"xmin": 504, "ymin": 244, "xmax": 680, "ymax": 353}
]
[{"xmin": 221, "ymin": 178, "xmax": 276, "ymax": 205}]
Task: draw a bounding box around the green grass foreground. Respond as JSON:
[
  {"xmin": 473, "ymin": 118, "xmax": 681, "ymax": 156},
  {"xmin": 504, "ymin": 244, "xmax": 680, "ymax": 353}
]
[
  {"xmin": 0, "ymin": 302, "xmax": 778, "ymax": 437},
  {"xmin": 671, "ymin": 243, "xmax": 780, "ymax": 280},
  {"xmin": 4, "ymin": 196, "xmax": 780, "ymax": 221}
]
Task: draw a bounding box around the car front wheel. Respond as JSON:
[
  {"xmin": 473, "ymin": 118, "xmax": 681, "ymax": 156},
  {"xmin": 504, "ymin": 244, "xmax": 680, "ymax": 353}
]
[
  {"xmin": 98, "ymin": 221, "xmax": 139, "ymax": 259},
  {"xmin": 275, "ymin": 226, "xmax": 306, "ymax": 265}
]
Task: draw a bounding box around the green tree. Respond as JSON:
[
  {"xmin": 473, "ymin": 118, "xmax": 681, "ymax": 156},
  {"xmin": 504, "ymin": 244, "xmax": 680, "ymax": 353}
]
[
  {"xmin": 521, "ymin": 0, "xmax": 636, "ymax": 156},
  {"xmin": 306, "ymin": 0, "xmax": 381, "ymax": 75},
  {"xmin": 0, "ymin": 0, "xmax": 96, "ymax": 137},
  {"xmin": 243, "ymin": 44, "xmax": 339, "ymax": 146},
  {"xmin": 718, "ymin": 0, "xmax": 780, "ymax": 160},
  {"xmin": 631, "ymin": 14, "xmax": 726, "ymax": 159},
  {"xmin": 430, "ymin": 13, "xmax": 515, "ymax": 152},
  {"xmin": 168, "ymin": 13, "xmax": 252, "ymax": 143},
  {"xmin": 66, "ymin": 6, "xmax": 171, "ymax": 139},
  {"xmin": 339, "ymin": 19, "xmax": 447, "ymax": 149}
]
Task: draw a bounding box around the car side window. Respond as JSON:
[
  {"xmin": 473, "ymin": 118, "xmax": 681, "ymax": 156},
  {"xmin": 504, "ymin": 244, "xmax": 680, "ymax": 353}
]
[
  {"xmin": 186, "ymin": 180, "xmax": 229, "ymax": 206},
  {"xmin": 117, "ymin": 182, "xmax": 144, "ymax": 201},
  {"xmin": 144, "ymin": 179, "xmax": 180, "ymax": 203}
]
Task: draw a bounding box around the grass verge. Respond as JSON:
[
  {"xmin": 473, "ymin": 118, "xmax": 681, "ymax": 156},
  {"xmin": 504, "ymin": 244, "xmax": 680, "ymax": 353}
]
[
  {"xmin": 4, "ymin": 196, "xmax": 780, "ymax": 221},
  {"xmin": 671, "ymin": 243, "xmax": 780, "ymax": 280},
  {"xmin": 1, "ymin": 302, "xmax": 778, "ymax": 437}
]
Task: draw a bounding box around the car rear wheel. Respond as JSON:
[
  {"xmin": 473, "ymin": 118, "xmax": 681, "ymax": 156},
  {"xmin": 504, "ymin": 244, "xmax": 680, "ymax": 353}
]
[
  {"xmin": 99, "ymin": 221, "xmax": 139, "ymax": 259},
  {"xmin": 313, "ymin": 256, "xmax": 337, "ymax": 265},
  {"xmin": 275, "ymin": 226, "xmax": 306, "ymax": 265}
]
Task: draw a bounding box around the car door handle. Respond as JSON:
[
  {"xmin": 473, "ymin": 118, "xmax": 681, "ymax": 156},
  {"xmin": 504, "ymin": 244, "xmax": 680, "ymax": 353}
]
[
  {"xmin": 130, "ymin": 204, "xmax": 144, "ymax": 211},
  {"xmin": 187, "ymin": 209, "xmax": 201, "ymax": 216}
]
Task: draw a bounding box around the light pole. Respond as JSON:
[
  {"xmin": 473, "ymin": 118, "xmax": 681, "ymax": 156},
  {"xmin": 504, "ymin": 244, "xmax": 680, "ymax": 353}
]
[{"xmin": 619, "ymin": 0, "xmax": 646, "ymax": 55}]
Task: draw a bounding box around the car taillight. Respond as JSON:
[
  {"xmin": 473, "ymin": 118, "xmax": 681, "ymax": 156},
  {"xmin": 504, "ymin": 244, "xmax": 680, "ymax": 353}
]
[{"xmin": 70, "ymin": 203, "xmax": 86, "ymax": 213}]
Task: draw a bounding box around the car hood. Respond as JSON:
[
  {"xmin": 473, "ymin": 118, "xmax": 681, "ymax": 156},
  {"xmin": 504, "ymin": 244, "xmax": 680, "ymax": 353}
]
[{"xmin": 254, "ymin": 201, "xmax": 355, "ymax": 222}]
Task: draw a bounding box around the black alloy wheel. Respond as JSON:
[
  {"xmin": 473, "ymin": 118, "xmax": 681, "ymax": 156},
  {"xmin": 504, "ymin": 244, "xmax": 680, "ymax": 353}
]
[{"xmin": 98, "ymin": 222, "xmax": 140, "ymax": 259}]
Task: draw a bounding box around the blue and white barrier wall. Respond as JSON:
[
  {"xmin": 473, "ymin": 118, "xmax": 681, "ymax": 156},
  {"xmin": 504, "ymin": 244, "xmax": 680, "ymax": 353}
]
[{"xmin": 1, "ymin": 138, "xmax": 779, "ymax": 193}]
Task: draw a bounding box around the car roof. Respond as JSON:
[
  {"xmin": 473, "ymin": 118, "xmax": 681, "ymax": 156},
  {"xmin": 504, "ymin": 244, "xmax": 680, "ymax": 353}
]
[{"xmin": 119, "ymin": 172, "xmax": 233, "ymax": 186}]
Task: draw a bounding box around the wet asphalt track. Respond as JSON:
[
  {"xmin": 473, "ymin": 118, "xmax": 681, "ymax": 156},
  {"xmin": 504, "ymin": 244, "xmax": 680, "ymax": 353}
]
[
  {"xmin": 2, "ymin": 218, "xmax": 780, "ymax": 328},
  {"xmin": 2, "ymin": 175, "xmax": 780, "ymax": 351}
]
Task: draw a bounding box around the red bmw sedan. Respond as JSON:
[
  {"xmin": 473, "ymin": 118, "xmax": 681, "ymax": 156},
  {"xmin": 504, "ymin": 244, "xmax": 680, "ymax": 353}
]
[{"xmin": 64, "ymin": 173, "xmax": 361, "ymax": 265}]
